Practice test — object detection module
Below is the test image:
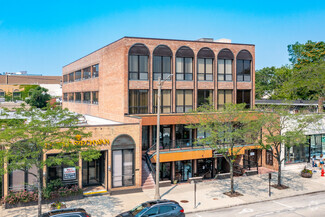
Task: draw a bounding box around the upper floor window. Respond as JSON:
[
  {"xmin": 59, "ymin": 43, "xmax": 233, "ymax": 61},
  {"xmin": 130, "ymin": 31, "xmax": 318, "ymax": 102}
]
[
  {"xmin": 63, "ymin": 93, "xmax": 68, "ymax": 101},
  {"xmin": 197, "ymin": 48, "xmax": 214, "ymax": 81},
  {"xmin": 153, "ymin": 89, "xmax": 171, "ymax": 113},
  {"xmin": 13, "ymin": 89, "xmax": 21, "ymax": 98},
  {"xmin": 176, "ymin": 46, "xmax": 194, "ymax": 81},
  {"xmin": 68, "ymin": 93, "xmax": 74, "ymax": 102},
  {"xmin": 153, "ymin": 45, "xmax": 172, "ymax": 80},
  {"xmin": 218, "ymin": 90, "xmax": 232, "ymax": 109},
  {"xmin": 83, "ymin": 67, "xmax": 91, "ymax": 80},
  {"xmin": 129, "ymin": 44, "xmax": 149, "ymax": 80},
  {"xmin": 63, "ymin": 75, "xmax": 68, "ymax": 83},
  {"xmin": 83, "ymin": 92, "xmax": 91, "ymax": 104},
  {"xmin": 92, "ymin": 91, "xmax": 98, "ymax": 104},
  {"xmin": 75, "ymin": 92, "xmax": 81, "ymax": 102},
  {"xmin": 69, "ymin": 72, "xmax": 74, "ymax": 82},
  {"xmin": 218, "ymin": 49, "xmax": 234, "ymax": 81},
  {"xmin": 92, "ymin": 64, "xmax": 99, "ymax": 78},
  {"xmin": 176, "ymin": 90, "xmax": 193, "ymax": 113},
  {"xmin": 129, "ymin": 90, "xmax": 148, "ymax": 114},
  {"xmin": 75, "ymin": 70, "xmax": 82, "ymax": 81},
  {"xmin": 198, "ymin": 90, "xmax": 213, "ymax": 107},
  {"xmin": 0, "ymin": 89, "xmax": 5, "ymax": 98},
  {"xmin": 237, "ymin": 90, "xmax": 251, "ymax": 108},
  {"xmin": 236, "ymin": 50, "xmax": 252, "ymax": 82}
]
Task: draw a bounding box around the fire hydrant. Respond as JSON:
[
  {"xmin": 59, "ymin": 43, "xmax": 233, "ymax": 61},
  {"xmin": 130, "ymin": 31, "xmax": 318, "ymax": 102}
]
[{"xmin": 321, "ymin": 169, "xmax": 324, "ymax": 177}]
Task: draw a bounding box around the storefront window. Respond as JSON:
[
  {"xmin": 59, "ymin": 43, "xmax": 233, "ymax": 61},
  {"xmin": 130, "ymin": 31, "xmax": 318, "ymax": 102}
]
[
  {"xmin": 176, "ymin": 125, "xmax": 193, "ymax": 148},
  {"xmin": 152, "ymin": 125, "xmax": 172, "ymax": 149},
  {"xmin": 285, "ymin": 143, "xmax": 309, "ymax": 164},
  {"xmin": 175, "ymin": 160, "xmax": 192, "ymax": 182},
  {"xmin": 197, "ymin": 158, "xmax": 214, "ymax": 179}
]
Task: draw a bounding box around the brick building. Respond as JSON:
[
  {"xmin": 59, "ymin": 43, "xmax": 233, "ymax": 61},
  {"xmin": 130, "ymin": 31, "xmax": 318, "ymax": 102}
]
[{"xmin": 61, "ymin": 37, "xmax": 276, "ymax": 193}]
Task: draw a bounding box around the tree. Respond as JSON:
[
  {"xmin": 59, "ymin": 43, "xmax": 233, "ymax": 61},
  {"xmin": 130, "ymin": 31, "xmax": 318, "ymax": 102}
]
[
  {"xmin": 26, "ymin": 86, "xmax": 51, "ymax": 108},
  {"xmin": 0, "ymin": 106, "xmax": 101, "ymax": 217},
  {"xmin": 188, "ymin": 103, "xmax": 261, "ymax": 195},
  {"xmin": 257, "ymin": 105, "xmax": 321, "ymax": 187}
]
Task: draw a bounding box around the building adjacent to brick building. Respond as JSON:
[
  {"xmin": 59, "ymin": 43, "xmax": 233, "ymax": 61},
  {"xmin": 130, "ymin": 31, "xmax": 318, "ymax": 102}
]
[{"xmin": 60, "ymin": 36, "xmax": 276, "ymax": 193}]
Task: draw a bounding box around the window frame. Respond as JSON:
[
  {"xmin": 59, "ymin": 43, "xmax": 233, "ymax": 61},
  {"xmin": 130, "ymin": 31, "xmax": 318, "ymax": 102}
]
[
  {"xmin": 236, "ymin": 59, "xmax": 251, "ymax": 82},
  {"xmin": 217, "ymin": 59, "xmax": 233, "ymax": 81},
  {"xmin": 153, "ymin": 56, "xmax": 172, "ymax": 81},
  {"xmin": 176, "ymin": 90, "xmax": 193, "ymax": 113},
  {"xmin": 197, "ymin": 90, "xmax": 213, "ymax": 107},
  {"xmin": 236, "ymin": 90, "xmax": 251, "ymax": 108},
  {"xmin": 128, "ymin": 55, "xmax": 149, "ymax": 81},
  {"xmin": 83, "ymin": 92, "xmax": 91, "ymax": 104},
  {"xmin": 153, "ymin": 89, "xmax": 171, "ymax": 114},
  {"xmin": 75, "ymin": 92, "xmax": 81, "ymax": 103},
  {"xmin": 128, "ymin": 90, "xmax": 149, "ymax": 114},
  {"xmin": 217, "ymin": 90, "xmax": 233, "ymax": 109},
  {"xmin": 176, "ymin": 57, "xmax": 193, "ymax": 81},
  {"xmin": 197, "ymin": 58, "xmax": 213, "ymax": 81},
  {"xmin": 92, "ymin": 91, "xmax": 98, "ymax": 104},
  {"xmin": 92, "ymin": 64, "xmax": 99, "ymax": 78}
]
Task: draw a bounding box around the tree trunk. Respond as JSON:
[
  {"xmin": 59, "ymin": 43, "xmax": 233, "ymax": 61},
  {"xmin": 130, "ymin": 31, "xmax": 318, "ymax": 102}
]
[
  {"xmin": 277, "ymin": 158, "xmax": 282, "ymax": 186},
  {"xmin": 37, "ymin": 169, "xmax": 42, "ymax": 217},
  {"xmin": 318, "ymin": 97, "xmax": 324, "ymax": 113},
  {"xmin": 230, "ymin": 162, "xmax": 234, "ymax": 194}
]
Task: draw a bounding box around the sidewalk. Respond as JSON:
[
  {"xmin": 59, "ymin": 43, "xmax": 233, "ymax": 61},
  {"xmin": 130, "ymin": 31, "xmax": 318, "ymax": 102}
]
[{"xmin": 2, "ymin": 165, "xmax": 325, "ymax": 217}]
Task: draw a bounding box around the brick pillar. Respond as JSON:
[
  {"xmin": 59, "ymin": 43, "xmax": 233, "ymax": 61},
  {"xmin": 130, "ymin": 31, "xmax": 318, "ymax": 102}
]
[{"xmin": 78, "ymin": 153, "xmax": 83, "ymax": 189}]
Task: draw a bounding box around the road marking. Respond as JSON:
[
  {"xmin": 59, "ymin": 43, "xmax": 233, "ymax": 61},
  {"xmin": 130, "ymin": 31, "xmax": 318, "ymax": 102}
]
[
  {"xmin": 238, "ymin": 208, "xmax": 254, "ymax": 214},
  {"xmin": 272, "ymin": 201, "xmax": 295, "ymax": 210}
]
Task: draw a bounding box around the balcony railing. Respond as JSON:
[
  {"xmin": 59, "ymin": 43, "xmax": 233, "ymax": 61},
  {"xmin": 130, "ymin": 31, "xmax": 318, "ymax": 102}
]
[{"xmin": 147, "ymin": 139, "xmax": 210, "ymax": 154}]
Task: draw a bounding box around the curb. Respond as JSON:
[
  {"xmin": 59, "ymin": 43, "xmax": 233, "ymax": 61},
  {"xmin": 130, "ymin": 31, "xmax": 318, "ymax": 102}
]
[{"xmin": 184, "ymin": 189, "xmax": 325, "ymax": 214}]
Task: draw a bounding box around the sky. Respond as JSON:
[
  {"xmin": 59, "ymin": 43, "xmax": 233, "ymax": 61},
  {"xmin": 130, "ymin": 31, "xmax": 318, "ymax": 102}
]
[{"xmin": 0, "ymin": 0, "xmax": 324, "ymax": 76}]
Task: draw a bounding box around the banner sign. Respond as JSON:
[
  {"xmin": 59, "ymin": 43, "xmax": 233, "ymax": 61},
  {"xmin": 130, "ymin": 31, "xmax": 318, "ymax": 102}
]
[{"xmin": 63, "ymin": 167, "xmax": 76, "ymax": 180}]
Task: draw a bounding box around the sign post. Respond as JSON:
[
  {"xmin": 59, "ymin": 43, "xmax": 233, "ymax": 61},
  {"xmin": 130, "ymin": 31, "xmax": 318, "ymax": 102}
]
[{"xmin": 269, "ymin": 173, "xmax": 272, "ymax": 197}]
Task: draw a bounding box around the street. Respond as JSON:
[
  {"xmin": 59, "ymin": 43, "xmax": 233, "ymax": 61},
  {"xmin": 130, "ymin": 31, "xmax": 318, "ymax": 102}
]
[{"xmin": 187, "ymin": 192, "xmax": 325, "ymax": 217}]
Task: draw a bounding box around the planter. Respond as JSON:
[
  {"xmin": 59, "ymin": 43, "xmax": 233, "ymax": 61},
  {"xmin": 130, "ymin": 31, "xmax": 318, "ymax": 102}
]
[{"xmin": 301, "ymin": 172, "xmax": 313, "ymax": 178}]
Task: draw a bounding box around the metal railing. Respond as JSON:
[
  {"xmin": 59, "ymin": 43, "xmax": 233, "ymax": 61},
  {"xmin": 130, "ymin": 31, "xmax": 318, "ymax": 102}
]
[
  {"xmin": 147, "ymin": 139, "xmax": 209, "ymax": 153},
  {"xmin": 243, "ymin": 158, "xmax": 259, "ymax": 174}
]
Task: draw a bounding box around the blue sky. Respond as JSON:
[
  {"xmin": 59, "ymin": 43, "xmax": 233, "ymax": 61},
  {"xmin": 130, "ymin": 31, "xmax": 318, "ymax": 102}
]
[{"xmin": 0, "ymin": 0, "xmax": 324, "ymax": 76}]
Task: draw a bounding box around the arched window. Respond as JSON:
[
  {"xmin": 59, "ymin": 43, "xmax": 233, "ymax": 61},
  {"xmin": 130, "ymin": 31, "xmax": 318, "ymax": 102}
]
[
  {"xmin": 176, "ymin": 46, "xmax": 194, "ymax": 81},
  {"xmin": 217, "ymin": 49, "xmax": 234, "ymax": 81},
  {"xmin": 13, "ymin": 89, "xmax": 21, "ymax": 98},
  {"xmin": 197, "ymin": 47, "xmax": 214, "ymax": 81},
  {"xmin": 0, "ymin": 89, "xmax": 5, "ymax": 98},
  {"xmin": 153, "ymin": 45, "xmax": 172, "ymax": 81},
  {"xmin": 236, "ymin": 50, "xmax": 252, "ymax": 82},
  {"xmin": 129, "ymin": 43, "xmax": 149, "ymax": 80},
  {"xmin": 112, "ymin": 135, "xmax": 135, "ymax": 188}
]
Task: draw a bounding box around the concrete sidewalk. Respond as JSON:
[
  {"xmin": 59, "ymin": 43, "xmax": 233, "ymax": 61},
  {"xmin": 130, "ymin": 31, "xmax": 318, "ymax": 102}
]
[{"xmin": 2, "ymin": 165, "xmax": 325, "ymax": 217}]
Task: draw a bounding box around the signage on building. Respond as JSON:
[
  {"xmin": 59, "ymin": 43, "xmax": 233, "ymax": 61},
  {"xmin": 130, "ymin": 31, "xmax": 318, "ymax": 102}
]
[{"xmin": 63, "ymin": 167, "xmax": 76, "ymax": 180}]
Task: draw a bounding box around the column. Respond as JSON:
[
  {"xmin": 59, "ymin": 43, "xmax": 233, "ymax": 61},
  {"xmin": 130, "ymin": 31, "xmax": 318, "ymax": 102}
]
[
  {"xmin": 171, "ymin": 161, "xmax": 175, "ymax": 183},
  {"xmin": 105, "ymin": 150, "xmax": 108, "ymax": 191},
  {"xmin": 78, "ymin": 152, "xmax": 83, "ymax": 189},
  {"xmin": 193, "ymin": 159, "xmax": 197, "ymax": 176}
]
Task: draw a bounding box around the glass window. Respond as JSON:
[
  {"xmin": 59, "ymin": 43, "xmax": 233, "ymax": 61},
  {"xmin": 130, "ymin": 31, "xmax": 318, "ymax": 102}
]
[
  {"xmin": 142, "ymin": 126, "xmax": 149, "ymax": 151},
  {"xmin": 159, "ymin": 206, "xmax": 174, "ymax": 214},
  {"xmin": 83, "ymin": 67, "xmax": 91, "ymax": 80},
  {"xmin": 0, "ymin": 90, "xmax": 5, "ymax": 97},
  {"xmin": 69, "ymin": 72, "xmax": 74, "ymax": 82},
  {"xmin": 92, "ymin": 91, "xmax": 98, "ymax": 104},
  {"xmin": 218, "ymin": 90, "xmax": 233, "ymax": 109},
  {"xmin": 176, "ymin": 57, "xmax": 193, "ymax": 81},
  {"xmin": 153, "ymin": 90, "xmax": 171, "ymax": 113},
  {"xmin": 218, "ymin": 59, "xmax": 232, "ymax": 81},
  {"xmin": 198, "ymin": 90, "xmax": 213, "ymax": 107},
  {"xmin": 129, "ymin": 90, "xmax": 148, "ymax": 114},
  {"xmin": 112, "ymin": 149, "xmax": 134, "ymax": 188},
  {"xmin": 237, "ymin": 60, "xmax": 251, "ymax": 82},
  {"xmin": 83, "ymin": 92, "xmax": 91, "ymax": 103},
  {"xmin": 92, "ymin": 64, "xmax": 99, "ymax": 78},
  {"xmin": 198, "ymin": 58, "xmax": 213, "ymax": 81},
  {"xmin": 144, "ymin": 207, "xmax": 158, "ymax": 216},
  {"xmin": 63, "ymin": 93, "xmax": 68, "ymax": 101},
  {"xmin": 75, "ymin": 92, "xmax": 81, "ymax": 102},
  {"xmin": 236, "ymin": 90, "xmax": 250, "ymax": 108},
  {"xmin": 68, "ymin": 93, "xmax": 74, "ymax": 102},
  {"xmin": 153, "ymin": 56, "xmax": 171, "ymax": 80},
  {"xmin": 176, "ymin": 90, "xmax": 193, "ymax": 113},
  {"xmin": 129, "ymin": 55, "xmax": 148, "ymax": 80},
  {"xmin": 75, "ymin": 70, "xmax": 82, "ymax": 81},
  {"xmin": 63, "ymin": 75, "xmax": 68, "ymax": 83}
]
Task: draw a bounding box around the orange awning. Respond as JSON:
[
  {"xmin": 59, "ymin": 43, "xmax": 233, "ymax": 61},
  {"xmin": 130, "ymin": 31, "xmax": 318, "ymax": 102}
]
[{"xmin": 151, "ymin": 149, "xmax": 213, "ymax": 163}]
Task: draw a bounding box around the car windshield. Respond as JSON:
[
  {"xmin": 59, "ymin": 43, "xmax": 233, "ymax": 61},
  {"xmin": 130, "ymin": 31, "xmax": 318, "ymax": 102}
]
[{"xmin": 130, "ymin": 203, "xmax": 149, "ymax": 215}]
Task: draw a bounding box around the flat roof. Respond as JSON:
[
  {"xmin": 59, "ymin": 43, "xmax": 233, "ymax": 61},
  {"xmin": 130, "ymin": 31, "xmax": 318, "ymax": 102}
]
[{"xmin": 63, "ymin": 36, "xmax": 255, "ymax": 68}]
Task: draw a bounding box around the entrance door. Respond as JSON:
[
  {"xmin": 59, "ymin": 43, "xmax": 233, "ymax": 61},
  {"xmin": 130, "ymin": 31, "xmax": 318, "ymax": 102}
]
[
  {"xmin": 175, "ymin": 160, "xmax": 192, "ymax": 182},
  {"xmin": 244, "ymin": 150, "xmax": 257, "ymax": 168},
  {"xmin": 82, "ymin": 151, "xmax": 105, "ymax": 186}
]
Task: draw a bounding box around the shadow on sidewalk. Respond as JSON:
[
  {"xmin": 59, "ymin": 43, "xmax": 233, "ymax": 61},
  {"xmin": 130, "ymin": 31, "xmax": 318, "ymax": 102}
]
[{"xmin": 161, "ymin": 185, "xmax": 178, "ymax": 198}]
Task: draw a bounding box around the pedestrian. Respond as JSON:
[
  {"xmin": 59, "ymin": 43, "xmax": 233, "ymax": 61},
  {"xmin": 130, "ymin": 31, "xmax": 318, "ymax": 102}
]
[{"xmin": 320, "ymin": 154, "xmax": 324, "ymax": 170}]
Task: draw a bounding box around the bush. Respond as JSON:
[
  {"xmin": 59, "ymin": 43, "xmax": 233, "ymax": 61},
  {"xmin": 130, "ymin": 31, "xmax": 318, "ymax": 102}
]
[{"xmin": 301, "ymin": 167, "xmax": 313, "ymax": 174}]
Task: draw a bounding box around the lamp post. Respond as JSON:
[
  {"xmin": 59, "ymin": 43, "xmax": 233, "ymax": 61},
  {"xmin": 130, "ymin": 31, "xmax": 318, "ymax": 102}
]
[{"xmin": 154, "ymin": 74, "xmax": 172, "ymax": 200}]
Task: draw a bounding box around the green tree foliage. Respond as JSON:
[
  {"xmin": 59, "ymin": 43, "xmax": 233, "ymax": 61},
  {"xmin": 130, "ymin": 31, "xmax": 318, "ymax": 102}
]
[
  {"xmin": 0, "ymin": 106, "xmax": 101, "ymax": 216},
  {"xmin": 257, "ymin": 105, "xmax": 321, "ymax": 186},
  {"xmin": 25, "ymin": 86, "xmax": 51, "ymax": 108},
  {"xmin": 188, "ymin": 103, "xmax": 261, "ymax": 194}
]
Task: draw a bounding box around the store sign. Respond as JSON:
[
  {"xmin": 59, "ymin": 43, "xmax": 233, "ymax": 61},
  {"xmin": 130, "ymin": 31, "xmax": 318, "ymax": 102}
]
[
  {"xmin": 63, "ymin": 167, "xmax": 76, "ymax": 181},
  {"xmin": 73, "ymin": 139, "xmax": 110, "ymax": 146},
  {"xmin": 250, "ymin": 152, "xmax": 255, "ymax": 156}
]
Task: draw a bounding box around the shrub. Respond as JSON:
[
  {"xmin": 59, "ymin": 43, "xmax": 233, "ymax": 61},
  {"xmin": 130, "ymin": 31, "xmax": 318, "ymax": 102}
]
[{"xmin": 301, "ymin": 167, "xmax": 313, "ymax": 174}]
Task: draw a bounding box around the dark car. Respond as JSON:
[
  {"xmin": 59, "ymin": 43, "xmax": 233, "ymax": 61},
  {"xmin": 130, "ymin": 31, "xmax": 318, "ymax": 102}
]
[
  {"xmin": 117, "ymin": 199, "xmax": 185, "ymax": 217},
  {"xmin": 41, "ymin": 208, "xmax": 91, "ymax": 217}
]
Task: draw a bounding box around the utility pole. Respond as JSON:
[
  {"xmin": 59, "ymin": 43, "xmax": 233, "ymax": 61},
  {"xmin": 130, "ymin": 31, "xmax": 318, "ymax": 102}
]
[{"xmin": 154, "ymin": 74, "xmax": 172, "ymax": 200}]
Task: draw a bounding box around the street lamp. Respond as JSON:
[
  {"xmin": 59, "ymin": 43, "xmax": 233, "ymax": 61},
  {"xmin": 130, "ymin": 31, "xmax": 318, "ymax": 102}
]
[{"xmin": 154, "ymin": 74, "xmax": 173, "ymax": 200}]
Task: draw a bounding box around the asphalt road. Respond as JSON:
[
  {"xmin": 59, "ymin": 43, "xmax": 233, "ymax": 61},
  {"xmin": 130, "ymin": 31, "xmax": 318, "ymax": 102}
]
[{"xmin": 187, "ymin": 192, "xmax": 325, "ymax": 217}]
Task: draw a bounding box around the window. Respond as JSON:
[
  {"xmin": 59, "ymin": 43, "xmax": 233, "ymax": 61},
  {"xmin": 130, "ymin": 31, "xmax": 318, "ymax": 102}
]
[
  {"xmin": 92, "ymin": 91, "xmax": 98, "ymax": 104},
  {"xmin": 236, "ymin": 50, "xmax": 252, "ymax": 82},
  {"xmin": 153, "ymin": 45, "xmax": 172, "ymax": 80},
  {"xmin": 63, "ymin": 75, "xmax": 68, "ymax": 83},
  {"xmin": 63, "ymin": 93, "xmax": 68, "ymax": 101},
  {"xmin": 197, "ymin": 47, "xmax": 214, "ymax": 81},
  {"xmin": 75, "ymin": 92, "xmax": 81, "ymax": 102},
  {"xmin": 68, "ymin": 93, "xmax": 74, "ymax": 102},
  {"xmin": 83, "ymin": 67, "xmax": 91, "ymax": 80},
  {"xmin": 217, "ymin": 49, "xmax": 234, "ymax": 81},
  {"xmin": 69, "ymin": 72, "xmax": 74, "ymax": 82},
  {"xmin": 13, "ymin": 90, "xmax": 21, "ymax": 98},
  {"xmin": 237, "ymin": 90, "xmax": 251, "ymax": 108},
  {"xmin": 153, "ymin": 90, "xmax": 171, "ymax": 113},
  {"xmin": 176, "ymin": 46, "xmax": 194, "ymax": 81},
  {"xmin": 142, "ymin": 126, "xmax": 150, "ymax": 151},
  {"xmin": 198, "ymin": 90, "xmax": 213, "ymax": 107},
  {"xmin": 143, "ymin": 207, "xmax": 158, "ymax": 216},
  {"xmin": 176, "ymin": 90, "xmax": 193, "ymax": 113},
  {"xmin": 218, "ymin": 90, "xmax": 232, "ymax": 109},
  {"xmin": 83, "ymin": 92, "xmax": 91, "ymax": 103},
  {"xmin": 129, "ymin": 90, "xmax": 148, "ymax": 114},
  {"xmin": 92, "ymin": 64, "xmax": 99, "ymax": 78},
  {"xmin": 159, "ymin": 206, "xmax": 174, "ymax": 214},
  {"xmin": 266, "ymin": 150, "xmax": 273, "ymax": 165},
  {"xmin": 218, "ymin": 59, "xmax": 232, "ymax": 81},
  {"xmin": 0, "ymin": 89, "xmax": 5, "ymax": 97},
  {"xmin": 75, "ymin": 70, "xmax": 82, "ymax": 81},
  {"xmin": 129, "ymin": 44, "xmax": 149, "ymax": 80}
]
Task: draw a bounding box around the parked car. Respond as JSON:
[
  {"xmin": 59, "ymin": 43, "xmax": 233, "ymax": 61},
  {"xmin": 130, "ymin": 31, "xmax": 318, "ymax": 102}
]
[
  {"xmin": 41, "ymin": 208, "xmax": 91, "ymax": 217},
  {"xmin": 116, "ymin": 199, "xmax": 185, "ymax": 217}
]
